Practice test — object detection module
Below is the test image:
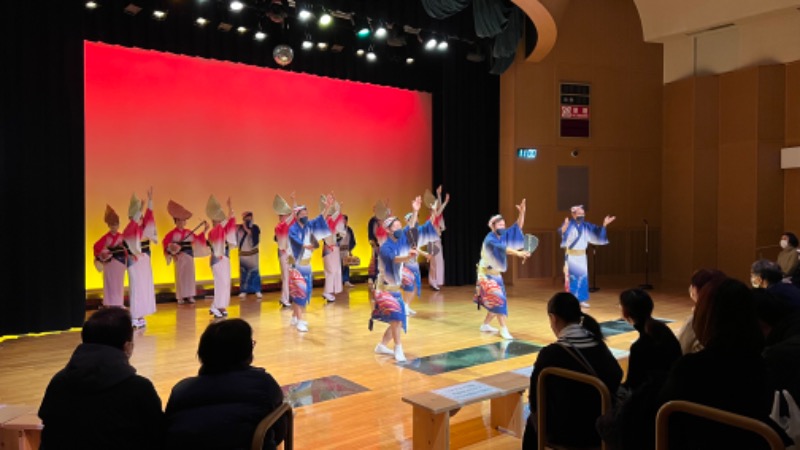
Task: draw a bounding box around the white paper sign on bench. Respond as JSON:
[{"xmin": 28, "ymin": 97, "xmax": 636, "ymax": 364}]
[{"xmin": 433, "ymin": 381, "xmax": 503, "ymax": 403}]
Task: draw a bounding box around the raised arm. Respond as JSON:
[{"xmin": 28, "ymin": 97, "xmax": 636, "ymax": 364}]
[{"xmin": 516, "ymin": 198, "xmax": 526, "ymax": 230}]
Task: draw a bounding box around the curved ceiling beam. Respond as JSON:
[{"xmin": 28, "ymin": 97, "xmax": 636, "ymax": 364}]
[{"xmin": 511, "ymin": 0, "xmax": 558, "ymax": 63}]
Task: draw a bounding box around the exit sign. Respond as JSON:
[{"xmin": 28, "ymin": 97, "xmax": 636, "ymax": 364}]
[{"xmin": 517, "ymin": 148, "xmax": 538, "ymax": 159}]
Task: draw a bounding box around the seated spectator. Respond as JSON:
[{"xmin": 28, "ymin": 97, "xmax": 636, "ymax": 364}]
[
  {"xmin": 38, "ymin": 308, "xmax": 165, "ymax": 450},
  {"xmin": 751, "ymin": 259, "xmax": 800, "ymax": 310},
  {"xmin": 165, "ymin": 318, "xmax": 285, "ymax": 450},
  {"xmin": 777, "ymin": 232, "xmax": 799, "ymax": 278},
  {"xmin": 659, "ymin": 277, "xmax": 779, "ymax": 449},
  {"xmin": 619, "ymin": 289, "xmax": 682, "ymax": 390},
  {"xmin": 523, "ymin": 292, "xmax": 623, "ymax": 450},
  {"xmin": 753, "ymin": 288, "xmax": 800, "ymax": 402},
  {"xmin": 675, "ymin": 269, "xmax": 726, "ymax": 355},
  {"xmin": 596, "ymin": 289, "xmax": 682, "ymax": 450}
]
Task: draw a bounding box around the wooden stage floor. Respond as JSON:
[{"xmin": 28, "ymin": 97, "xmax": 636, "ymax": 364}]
[{"xmin": 0, "ymin": 276, "xmax": 693, "ymax": 449}]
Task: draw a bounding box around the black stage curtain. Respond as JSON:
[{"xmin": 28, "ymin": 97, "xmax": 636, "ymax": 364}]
[
  {"xmin": 433, "ymin": 57, "xmax": 499, "ymax": 287},
  {"xmin": 0, "ymin": 1, "xmax": 498, "ymax": 335},
  {"xmin": 1, "ymin": 1, "xmax": 87, "ymax": 335}
]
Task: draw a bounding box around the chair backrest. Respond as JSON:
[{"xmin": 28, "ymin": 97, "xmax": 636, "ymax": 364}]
[
  {"xmin": 251, "ymin": 402, "xmax": 293, "ymax": 450},
  {"xmin": 536, "ymin": 366, "xmax": 612, "ymax": 450},
  {"xmin": 655, "ymin": 400, "xmax": 784, "ymax": 450}
]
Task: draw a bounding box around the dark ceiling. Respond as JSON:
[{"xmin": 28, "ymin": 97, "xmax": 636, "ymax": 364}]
[{"xmin": 83, "ymin": 0, "xmax": 495, "ymax": 91}]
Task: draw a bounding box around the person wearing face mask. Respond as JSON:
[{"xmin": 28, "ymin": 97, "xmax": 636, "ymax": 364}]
[
  {"xmin": 93, "ymin": 204, "xmax": 128, "ymax": 309},
  {"xmin": 371, "ymin": 195, "xmax": 440, "ymax": 362},
  {"xmin": 751, "ymin": 259, "xmax": 800, "ymax": 310},
  {"xmin": 558, "ymin": 205, "xmax": 615, "ymax": 308},
  {"xmin": 123, "ymin": 188, "xmax": 159, "ymax": 329},
  {"xmin": 287, "ymin": 194, "xmax": 335, "ymax": 332},
  {"xmin": 777, "ymin": 232, "xmax": 799, "ymax": 279},
  {"xmin": 38, "ymin": 308, "xmax": 166, "ymax": 450},
  {"xmin": 474, "ymin": 199, "xmax": 530, "ymax": 340},
  {"xmin": 237, "ymin": 211, "xmax": 262, "ymax": 300}
]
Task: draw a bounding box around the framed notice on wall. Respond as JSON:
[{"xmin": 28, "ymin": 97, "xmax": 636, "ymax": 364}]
[{"xmin": 560, "ymin": 83, "xmax": 590, "ymax": 138}]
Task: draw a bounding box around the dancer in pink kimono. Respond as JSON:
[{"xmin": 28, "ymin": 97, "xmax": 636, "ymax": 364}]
[
  {"xmin": 273, "ymin": 194, "xmax": 295, "ymax": 307},
  {"xmin": 93, "ymin": 205, "xmax": 127, "ymax": 308},
  {"xmin": 163, "ymin": 200, "xmax": 208, "ymax": 305},
  {"xmin": 123, "ymin": 188, "xmax": 158, "ymax": 329},
  {"xmin": 205, "ymin": 196, "xmax": 237, "ymax": 319},
  {"xmin": 426, "ymin": 186, "xmax": 450, "ymax": 291},
  {"xmin": 322, "ymin": 199, "xmax": 345, "ymax": 302}
]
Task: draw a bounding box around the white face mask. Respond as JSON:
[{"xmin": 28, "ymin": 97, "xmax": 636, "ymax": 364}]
[{"xmin": 780, "ymin": 239, "xmax": 789, "ymax": 249}]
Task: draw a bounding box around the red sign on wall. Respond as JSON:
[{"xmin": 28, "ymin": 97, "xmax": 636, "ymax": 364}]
[{"xmin": 560, "ymin": 105, "xmax": 590, "ymax": 119}]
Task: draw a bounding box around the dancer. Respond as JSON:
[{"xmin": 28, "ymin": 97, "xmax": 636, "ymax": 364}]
[
  {"xmin": 93, "ymin": 205, "xmax": 127, "ymax": 308},
  {"xmin": 367, "ymin": 200, "xmax": 388, "ymax": 291},
  {"xmin": 163, "ymin": 200, "xmax": 208, "ymax": 305},
  {"xmin": 338, "ymin": 215, "xmax": 356, "ymax": 287},
  {"xmin": 475, "ymin": 199, "xmax": 530, "ymax": 340},
  {"xmin": 122, "ymin": 189, "xmax": 158, "ymax": 329},
  {"xmin": 206, "ymin": 195, "xmax": 237, "ymax": 319},
  {"xmin": 559, "ymin": 205, "xmax": 615, "ymax": 308},
  {"xmin": 372, "ymin": 196, "xmax": 439, "ymax": 362},
  {"xmin": 273, "ymin": 194, "xmax": 295, "ymax": 307},
  {"xmin": 321, "ymin": 197, "xmax": 345, "ymax": 302},
  {"xmin": 237, "ymin": 211, "xmax": 262, "ymax": 299},
  {"xmin": 287, "ymin": 195, "xmax": 335, "ymax": 332},
  {"xmin": 425, "ymin": 186, "xmax": 450, "ymax": 291}
]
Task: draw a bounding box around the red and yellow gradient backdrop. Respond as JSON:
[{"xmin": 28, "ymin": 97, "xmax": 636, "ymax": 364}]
[{"xmin": 85, "ymin": 41, "xmax": 432, "ymax": 292}]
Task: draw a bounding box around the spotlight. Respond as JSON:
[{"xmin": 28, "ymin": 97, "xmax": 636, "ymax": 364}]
[
  {"xmin": 298, "ymin": 9, "xmax": 312, "ymax": 21},
  {"xmin": 85, "ymin": 1, "xmax": 98, "ymax": 9},
  {"xmin": 152, "ymin": 10, "xmax": 167, "ymax": 20},
  {"xmin": 354, "ymin": 16, "xmax": 370, "ymax": 38},
  {"xmin": 424, "ymin": 38, "xmax": 437, "ymax": 50},
  {"xmin": 302, "ymin": 36, "xmax": 314, "ymax": 49},
  {"xmin": 437, "ymin": 40, "xmax": 448, "ymax": 51},
  {"xmin": 230, "ymin": 1, "xmax": 244, "ymax": 12},
  {"xmin": 374, "ymin": 25, "xmax": 387, "ymax": 39},
  {"xmin": 317, "ymin": 42, "xmax": 328, "ymax": 51},
  {"xmin": 195, "ymin": 17, "xmax": 209, "ymax": 27},
  {"xmin": 356, "ymin": 49, "xmax": 365, "ymax": 57},
  {"xmin": 237, "ymin": 26, "xmax": 247, "ymax": 34},
  {"xmin": 255, "ymin": 31, "xmax": 267, "ymax": 40},
  {"xmin": 366, "ymin": 51, "xmax": 376, "ymax": 62},
  {"xmin": 319, "ymin": 11, "xmax": 332, "ymax": 27},
  {"xmin": 406, "ymin": 57, "xmax": 414, "ymax": 64}
]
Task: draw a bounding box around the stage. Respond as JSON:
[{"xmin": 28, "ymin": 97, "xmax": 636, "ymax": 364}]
[{"xmin": 0, "ymin": 276, "xmax": 692, "ymax": 449}]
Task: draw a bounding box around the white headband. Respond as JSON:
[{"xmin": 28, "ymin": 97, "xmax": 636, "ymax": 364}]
[{"xmin": 488, "ymin": 214, "xmax": 503, "ymax": 228}]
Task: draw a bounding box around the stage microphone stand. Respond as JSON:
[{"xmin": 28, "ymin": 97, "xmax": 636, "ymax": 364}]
[
  {"xmin": 640, "ymin": 219, "xmax": 654, "ymax": 290},
  {"xmin": 588, "ymin": 245, "xmax": 600, "ymax": 292}
]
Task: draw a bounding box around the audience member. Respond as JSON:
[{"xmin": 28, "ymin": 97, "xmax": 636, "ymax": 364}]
[
  {"xmin": 523, "ymin": 292, "xmax": 623, "ymax": 450},
  {"xmin": 38, "ymin": 308, "xmax": 165, "ymax": 450},
  {"xmin": 659, "ymin": 277, "xmax": 779, "ymax": 449},
  {"xmin": 753, "ymin": 288, "xmax": 800, "ymax": 402},
  {"xmin": 751, "ymin": 258, "xmax": 800, "ymax": 309},
  {"xmin": 777, "ymin": 232, "xmax": 799, "ymax": 278},
  {"xmin": 675, "ymin": 269, "xmax": 726, "ymax": 354},
  {"xmin": 597, "ymin": 289, "xmax": 682, "ymax": 450},
  {"xmin": 165, "ymin": 318, "xmax": 285, "ymax": 450}
]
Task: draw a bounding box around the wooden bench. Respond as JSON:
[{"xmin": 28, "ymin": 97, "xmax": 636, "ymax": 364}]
[
  {"xmin": 401, "ymin": 370, "xmax": 530, "ymax": 450},
  {"xmin": 0, "ymin": 405, "xmax": 41, "ymax": 450}
]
